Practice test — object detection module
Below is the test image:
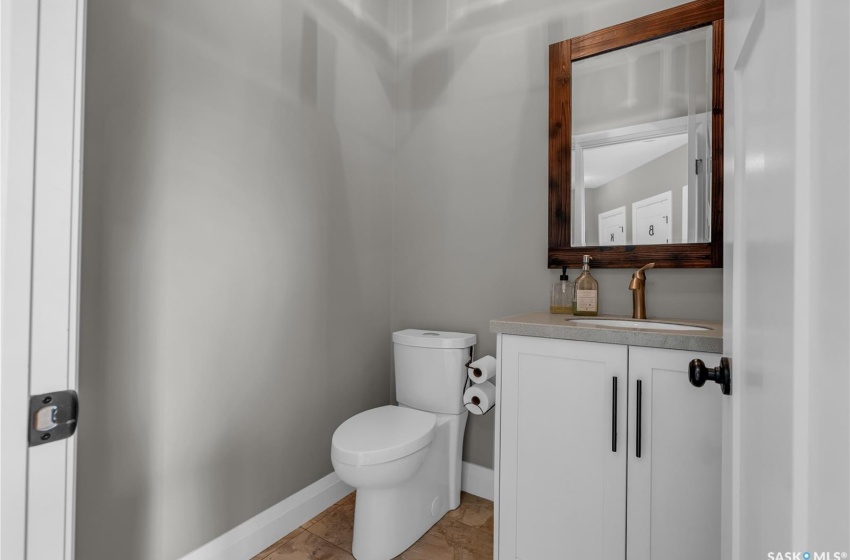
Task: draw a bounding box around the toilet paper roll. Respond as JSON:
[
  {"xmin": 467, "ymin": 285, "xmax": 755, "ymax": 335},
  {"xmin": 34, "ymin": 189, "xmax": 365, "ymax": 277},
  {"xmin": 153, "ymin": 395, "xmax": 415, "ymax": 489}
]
[
  {"xmin": 463, "ymin": 381, "xmax": 496, "ymax": 415},
  {"xmin": 467, "ymin": 355, "xmax": 497, "ymax": 384}
]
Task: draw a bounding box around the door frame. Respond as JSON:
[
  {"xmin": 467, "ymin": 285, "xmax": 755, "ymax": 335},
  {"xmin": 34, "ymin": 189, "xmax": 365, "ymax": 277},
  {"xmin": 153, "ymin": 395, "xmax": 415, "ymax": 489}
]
[{"xmin": 1, "ymin": 0, "xmax": 87, "ymax": 558}]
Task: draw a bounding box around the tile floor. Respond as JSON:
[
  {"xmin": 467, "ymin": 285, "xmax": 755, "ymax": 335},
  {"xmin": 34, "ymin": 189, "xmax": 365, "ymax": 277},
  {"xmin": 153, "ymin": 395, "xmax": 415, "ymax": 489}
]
[{"xmin": 252, "ymin": 491, "xmax": 494, "ymax": 560}]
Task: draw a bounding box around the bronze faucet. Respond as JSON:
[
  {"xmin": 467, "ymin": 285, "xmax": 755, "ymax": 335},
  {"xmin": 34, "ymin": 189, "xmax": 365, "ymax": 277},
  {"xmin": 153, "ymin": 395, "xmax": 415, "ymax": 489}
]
[{"xmin": 629, "ymin": 263, "xmax": 655, "ymax": 319}]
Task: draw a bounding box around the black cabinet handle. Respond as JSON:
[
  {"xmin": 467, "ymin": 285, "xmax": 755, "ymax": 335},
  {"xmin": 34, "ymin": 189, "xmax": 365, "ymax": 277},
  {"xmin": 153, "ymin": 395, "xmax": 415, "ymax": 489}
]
[
  {"xmin": 636, "ymin": 379, "xmax": 643, "ymax": 458},
  {"xmin": 612, "ymin": 376, "xmax": 618, "ymax": 452}
]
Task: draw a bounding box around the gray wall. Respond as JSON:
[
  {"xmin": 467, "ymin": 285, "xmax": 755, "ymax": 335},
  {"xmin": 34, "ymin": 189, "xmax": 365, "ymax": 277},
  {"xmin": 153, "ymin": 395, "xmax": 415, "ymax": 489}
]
[
  {"xmin": 392, "ymin": 0, "xmax": 723, "ymax": 469},
  {"xmin": 78, "ymin": 1, "xmax": 395, "ymax": 558}
]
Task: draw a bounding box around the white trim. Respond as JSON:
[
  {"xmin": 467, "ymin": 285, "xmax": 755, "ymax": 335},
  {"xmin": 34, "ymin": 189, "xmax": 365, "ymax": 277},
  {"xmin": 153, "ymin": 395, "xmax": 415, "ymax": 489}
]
[
  {"xmin": 23, "ymin": 0, "xmax": 87, "ymax": 557},
  {"xmin": 177, "ymin": 473, "xmax": 352, "ymax": 560},
  {"xmin": 461, "ymin": 461, "xmax": 495, "ymax": 502},
  {"xmin": 2, "ymin": 0, "xmax": 86, "ymax": 557},
  {"xmin": 1, "ymin": 2, "xmax": 41, "ymax": 559},
  {"xmin": 65, "ymin": 0, "xmax": 87, "ymax": 556},
  {"xmin": 493, "ymin": 334, "xmax": 502, "ymax": 560}
]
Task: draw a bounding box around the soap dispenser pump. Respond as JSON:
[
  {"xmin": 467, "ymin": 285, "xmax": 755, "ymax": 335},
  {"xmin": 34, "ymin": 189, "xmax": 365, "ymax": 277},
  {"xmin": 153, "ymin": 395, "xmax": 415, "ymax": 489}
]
[
  {"xmin": 550, "ymin": 266, "xmax": 574, "ymax": 314},
  {"xmin": 573, "ymin": 255, "xmax": 599, "ymax": 316}
]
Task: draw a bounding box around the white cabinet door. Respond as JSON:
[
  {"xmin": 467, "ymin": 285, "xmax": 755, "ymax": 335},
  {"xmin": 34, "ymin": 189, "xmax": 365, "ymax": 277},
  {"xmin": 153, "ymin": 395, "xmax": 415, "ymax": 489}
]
[
  {"xmin": 499, "ymin": 335, "xmax": 627, "ymax": 560},
  {"xmin": 626, "ymin": 347, "xmax": 723, "ymax": 560}
]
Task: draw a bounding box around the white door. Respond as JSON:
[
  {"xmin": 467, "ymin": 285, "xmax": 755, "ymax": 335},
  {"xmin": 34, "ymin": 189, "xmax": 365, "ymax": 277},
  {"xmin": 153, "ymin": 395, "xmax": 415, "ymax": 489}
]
[
  {"xmin": 498, "ymin": 335, "xmax": 627, "ymax": 560},
  {"xmin": 1, "ymin": 0, "xmax": 86, "ymax": 558},
  {"xmin": 627, "ymin": 347, "xmax": 723, "ymax": 560},
  {"xmin": 724, "ymin": 0, "xmax": 850, "ymax": 558},
  {"xmin": 632, "ymin": 191, "xmax": 672, "ymax": 245},
  {"xmin": 599, "ymin": 206, "xmax": 626, "ymax": 246}
]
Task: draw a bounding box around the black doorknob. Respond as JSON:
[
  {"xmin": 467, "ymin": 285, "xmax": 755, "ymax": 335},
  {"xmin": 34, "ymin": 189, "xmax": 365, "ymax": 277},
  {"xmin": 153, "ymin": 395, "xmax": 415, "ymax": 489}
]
[{"xmin": 688, "ymin": 357, "xmax": 732, "ymax": 395}]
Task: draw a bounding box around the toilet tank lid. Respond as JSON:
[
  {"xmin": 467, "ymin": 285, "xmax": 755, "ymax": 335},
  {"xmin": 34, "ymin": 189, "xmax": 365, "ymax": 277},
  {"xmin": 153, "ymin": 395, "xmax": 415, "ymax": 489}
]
[{"xmin": 392, "ymin": 329, "xmax": 476, "ymax": 349}]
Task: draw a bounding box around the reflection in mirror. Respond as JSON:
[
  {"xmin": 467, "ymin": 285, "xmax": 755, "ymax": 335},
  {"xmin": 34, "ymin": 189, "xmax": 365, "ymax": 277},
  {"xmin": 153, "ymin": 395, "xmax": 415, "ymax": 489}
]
[{"xmin": 571, "ymin": 26, "xmax": 712, "ymax": 248}]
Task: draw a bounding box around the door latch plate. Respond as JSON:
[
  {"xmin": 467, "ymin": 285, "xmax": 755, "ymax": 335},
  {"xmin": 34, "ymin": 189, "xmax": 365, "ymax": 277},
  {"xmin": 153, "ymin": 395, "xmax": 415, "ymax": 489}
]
[{"xmin": 29, "ymin": 390, "xmax": 79, "ymax": 447}]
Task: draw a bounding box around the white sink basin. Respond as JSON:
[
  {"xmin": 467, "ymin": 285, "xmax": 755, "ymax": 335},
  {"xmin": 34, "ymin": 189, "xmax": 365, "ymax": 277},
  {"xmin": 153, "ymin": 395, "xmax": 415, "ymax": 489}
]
[{"xmin": 566, "ymin": 318, "xmax": 710, "ymax": 331}]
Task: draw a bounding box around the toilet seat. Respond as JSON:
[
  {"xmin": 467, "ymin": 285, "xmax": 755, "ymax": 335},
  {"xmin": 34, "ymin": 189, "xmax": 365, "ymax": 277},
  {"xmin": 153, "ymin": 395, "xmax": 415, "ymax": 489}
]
[{"xmin": 331, "ymin": 406, "xmax": 436, "ymax": 467}]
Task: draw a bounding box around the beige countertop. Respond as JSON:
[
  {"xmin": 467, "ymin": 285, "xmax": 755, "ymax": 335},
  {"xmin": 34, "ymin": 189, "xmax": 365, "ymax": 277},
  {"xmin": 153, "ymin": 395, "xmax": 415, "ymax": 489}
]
[{"xmin": 490, "ymin": 312, "xmax": 723, "ymax": 353}]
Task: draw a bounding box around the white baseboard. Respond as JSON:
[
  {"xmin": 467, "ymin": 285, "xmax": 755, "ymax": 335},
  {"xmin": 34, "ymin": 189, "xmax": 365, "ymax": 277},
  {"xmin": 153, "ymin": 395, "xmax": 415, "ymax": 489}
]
[
  {"xmin": 461, "ymin": 461, "xmax": 495, "ymax": 501},
  {"xmin": 179, "ymin": 462, "xmax": 494, "ymax": 560},
  {"xmin": 177, "ymin": 472, "xmax": 353, "ymax": 560}
]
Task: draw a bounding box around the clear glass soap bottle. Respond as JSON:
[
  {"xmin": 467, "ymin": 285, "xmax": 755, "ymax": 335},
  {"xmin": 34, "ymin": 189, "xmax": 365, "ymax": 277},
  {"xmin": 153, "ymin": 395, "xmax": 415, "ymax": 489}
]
[
  {"xmin": 550, "ymin": 266, "xmax": 574, "ymax": 314},
  {"xmin": 573, "ymin": 255, "xmax": 599, "ymax": 316}
]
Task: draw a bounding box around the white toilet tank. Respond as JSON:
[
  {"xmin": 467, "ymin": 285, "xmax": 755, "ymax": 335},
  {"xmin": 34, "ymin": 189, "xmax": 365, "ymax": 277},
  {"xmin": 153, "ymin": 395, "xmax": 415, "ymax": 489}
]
[{"xmin": 392, "ymin": 329, "xmax": 476, "ymax": 415}]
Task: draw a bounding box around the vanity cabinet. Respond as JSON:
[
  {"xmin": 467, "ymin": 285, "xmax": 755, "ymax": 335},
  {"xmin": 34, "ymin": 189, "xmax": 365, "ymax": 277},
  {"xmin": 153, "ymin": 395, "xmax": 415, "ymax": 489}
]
[{"xmin": 497, "ymin": 335, "xmax": 722, "ymax": 560}]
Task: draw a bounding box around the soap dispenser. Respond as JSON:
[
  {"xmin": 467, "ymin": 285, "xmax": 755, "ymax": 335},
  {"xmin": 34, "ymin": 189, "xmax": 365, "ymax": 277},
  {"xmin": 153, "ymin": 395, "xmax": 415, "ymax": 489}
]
[
  {"xmin": 550, "ymin": 266, "xmax": 574, "ymax": 314},
  {"xmin": 573, "ymin": 255, "xmax": 599, "ymax": 316}
]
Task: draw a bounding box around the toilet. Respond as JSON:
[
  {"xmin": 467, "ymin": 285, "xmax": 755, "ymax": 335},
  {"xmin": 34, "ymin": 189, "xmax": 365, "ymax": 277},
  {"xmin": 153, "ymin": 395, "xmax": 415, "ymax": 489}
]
[{"xmin": 331, "ymin": 329, "xmax": 476, "ymax": 560}]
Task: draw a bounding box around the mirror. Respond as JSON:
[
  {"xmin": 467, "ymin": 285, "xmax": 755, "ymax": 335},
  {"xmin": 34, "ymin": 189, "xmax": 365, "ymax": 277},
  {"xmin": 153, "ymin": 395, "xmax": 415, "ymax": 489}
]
[
  {"xmin": 573, "ymin": 27, "xmax": 712, "ymax": 247},
  {"xmin": 548, "ymin": 0, "xmax": 724, "ymax": 268}
]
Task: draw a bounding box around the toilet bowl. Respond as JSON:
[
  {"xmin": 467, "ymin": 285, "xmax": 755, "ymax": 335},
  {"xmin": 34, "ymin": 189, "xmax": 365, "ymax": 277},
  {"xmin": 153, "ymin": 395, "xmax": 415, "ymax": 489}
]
[
  {"xmin": 332, "ymin": 444, "xmax": 431, "ymax": 490},
  {"xmin": 330, "ymin": 329, "xmax": 476, "ymax": 560},
  {"xmin": 331, "ymin": 405, "xmax": 436, "ymax": 490}
]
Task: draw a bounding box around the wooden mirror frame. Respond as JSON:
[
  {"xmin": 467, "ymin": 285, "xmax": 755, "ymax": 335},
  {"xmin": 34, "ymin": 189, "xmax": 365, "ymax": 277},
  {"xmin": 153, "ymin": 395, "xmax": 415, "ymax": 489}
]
[{"xmin": 548, "ymin": 0, "xmax": 724, "ymax": 268}]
